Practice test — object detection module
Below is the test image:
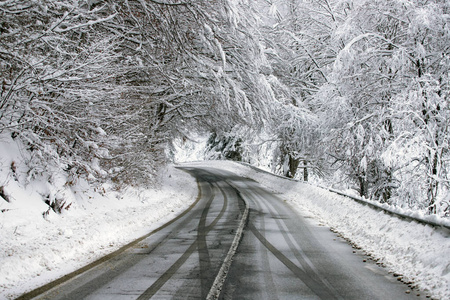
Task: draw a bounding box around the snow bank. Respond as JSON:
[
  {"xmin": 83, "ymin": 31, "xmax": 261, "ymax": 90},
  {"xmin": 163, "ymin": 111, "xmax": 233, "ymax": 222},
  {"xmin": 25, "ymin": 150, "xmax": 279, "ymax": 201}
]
[
  {"xmin": 321, "ymin": 186, "xmax": 450, "ymax": 230},
  {"xmin": 185, "ymin": 161, "xmax": 450, "ymax": 300},
  {"xmin": 0, "ymin": 164, "xmax": 197, "ymax": 299}
]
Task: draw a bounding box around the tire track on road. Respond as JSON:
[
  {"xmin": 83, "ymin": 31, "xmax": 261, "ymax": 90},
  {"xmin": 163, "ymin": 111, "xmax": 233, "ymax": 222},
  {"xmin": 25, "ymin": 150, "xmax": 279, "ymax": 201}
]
[
  {"xmin": 248, "ymin": 223, "xmax": 338, "ymax": 300},
  {"xmin": 138, "ymin": 180, "xmax": 233, "ymax": 299},
  {"xmin": 235, "ymin": 184, "xmax": 340, "ymax": 300},
  {"xmin": 198, "ymin": 183, "xmax": 229, "ymax": 298},
  {"xmin": 255, "ymin": 188, "xmax": 343, "ymax": 299},
  {"xmin": 247, "ymin": 193, "xmax": 280, "ymax": 299}
]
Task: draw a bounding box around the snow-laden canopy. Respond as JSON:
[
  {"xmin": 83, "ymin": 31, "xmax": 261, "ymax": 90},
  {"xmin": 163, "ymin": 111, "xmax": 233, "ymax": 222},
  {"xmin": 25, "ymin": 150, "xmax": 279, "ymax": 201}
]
[{"xmin": 1, "ymin": 0, "xmax": 449, "ymax": 216}]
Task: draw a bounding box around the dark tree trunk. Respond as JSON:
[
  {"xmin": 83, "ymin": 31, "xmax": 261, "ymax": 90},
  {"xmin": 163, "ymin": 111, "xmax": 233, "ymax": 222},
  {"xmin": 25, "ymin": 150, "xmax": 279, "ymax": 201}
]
[
  {"xmin": 288, "ymin": 155, "xmax": 300, "ymax": 178},
  {"xmin": 303, "ymin": 160, "xmax": 308, "ymax": 182},
  {"xmin": 427, "ymin": 150, "xmax": 439, "ymax": 214},
  {"xmin": 358, "ymin": 176, "xmax": 369, "ymax": 198},
  {"xmin": 284, "ymin": 154, "xmax": 300, "ymax": 178}
]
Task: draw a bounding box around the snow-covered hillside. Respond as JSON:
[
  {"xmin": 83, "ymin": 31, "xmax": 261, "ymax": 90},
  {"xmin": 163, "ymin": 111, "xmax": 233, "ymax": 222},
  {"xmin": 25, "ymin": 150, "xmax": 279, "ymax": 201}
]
[{"xmin": 0, "ymin": 132, "xmax": 197, "ymax": 299}]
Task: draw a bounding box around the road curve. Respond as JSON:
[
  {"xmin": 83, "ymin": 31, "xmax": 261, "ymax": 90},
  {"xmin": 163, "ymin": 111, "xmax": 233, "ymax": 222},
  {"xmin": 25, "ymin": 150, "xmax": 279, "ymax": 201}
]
[{"xmin": 21, "ymin": 166, "xmax": 425, "ymax": 299}]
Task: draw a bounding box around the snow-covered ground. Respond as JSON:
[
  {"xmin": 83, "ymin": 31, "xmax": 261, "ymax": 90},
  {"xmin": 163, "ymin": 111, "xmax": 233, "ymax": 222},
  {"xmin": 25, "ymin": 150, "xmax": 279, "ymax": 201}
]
[{"xmin": 1, "ymin": 155, "xmax": 449, "ymax": 299}]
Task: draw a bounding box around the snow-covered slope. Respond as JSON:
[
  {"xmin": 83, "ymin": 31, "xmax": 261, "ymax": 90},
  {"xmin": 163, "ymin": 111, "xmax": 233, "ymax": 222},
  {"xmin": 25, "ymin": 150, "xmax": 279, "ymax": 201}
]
[{"xmin": 0, "ymin": 155, "xmax": 197, "ymax": 299}]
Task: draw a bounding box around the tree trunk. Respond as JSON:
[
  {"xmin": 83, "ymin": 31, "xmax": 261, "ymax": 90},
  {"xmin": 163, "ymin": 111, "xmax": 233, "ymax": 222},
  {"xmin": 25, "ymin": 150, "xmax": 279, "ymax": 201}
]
[
  {"xmin": 427, "ymin": 150, "xmax": 439, "ymax": 214},
  {"xmin": 288, "ymin": 155, "xmax": 300, "ymax": 178},
  {"xmin": 358, "ymin": 176, "xmax": 369, "ymax": 198},
  {"xmin": 303, "ymin": 160, "xmax": 308, "ymax": 182}
]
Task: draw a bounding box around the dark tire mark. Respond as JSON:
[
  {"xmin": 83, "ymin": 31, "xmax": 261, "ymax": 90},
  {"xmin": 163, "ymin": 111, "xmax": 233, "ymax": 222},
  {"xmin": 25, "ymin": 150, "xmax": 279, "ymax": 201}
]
[
  {"xmin": 236, "ymin": 184, "xmax": 340, "ymax": 300},
  {"xmin": 257, "ymin": 190, "xmax": 342, "ymax": 299},
  {"xmin": 249, "ymin": 196, "xmax": 279, "ymax": 299},
  {"xmin": 206, "ymin": 185, "xmax": 229, "ymax": 231},
  {"xmin": 248, "ymin": 223, "xmax": 338, "ymax": 300},
  {"xmin": 208, "ymin": 189, "xmax": 248, "ymax": 300},
  {"xmin": 199, "ymin": 183, "xmax": 230, "ymax": 298},
  {"xmin": 197, "ymin": 184, "xmax": 215, "ymax": 299},
  {"xmin": 138, "ymin": 180, "xmax": 233, "ymax": 299},
  {"xmin": 136, "ymin": 240, "xmax": 198, "ymax": 300},
  {"xmin": 137, "ymin": 184, "xmax": 215, "ymax": 299}
]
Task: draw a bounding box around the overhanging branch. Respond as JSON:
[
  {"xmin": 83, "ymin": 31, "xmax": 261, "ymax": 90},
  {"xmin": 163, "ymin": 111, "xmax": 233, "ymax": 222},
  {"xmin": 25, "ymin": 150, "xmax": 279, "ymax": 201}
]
[{"xmin": 147, "ymin": 0, "xmax": 188, "ymax": 6}]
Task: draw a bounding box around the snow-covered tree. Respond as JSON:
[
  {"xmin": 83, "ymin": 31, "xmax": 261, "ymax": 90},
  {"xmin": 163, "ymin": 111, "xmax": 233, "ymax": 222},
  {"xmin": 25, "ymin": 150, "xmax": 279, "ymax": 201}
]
[
  {"xmin": 255, "ymin": 0, "xmax": 343, "ymax": 179},
  {"xmin": 315, "ymin": 0, "xmax": 449, "ymax": 213},
  {"xmin": 0, "ymin": 0, "xmax": 277, "ymax": 190},
  {"xmin": 2, "ymin": 0, "xmax": 448, "ymax": 217}
]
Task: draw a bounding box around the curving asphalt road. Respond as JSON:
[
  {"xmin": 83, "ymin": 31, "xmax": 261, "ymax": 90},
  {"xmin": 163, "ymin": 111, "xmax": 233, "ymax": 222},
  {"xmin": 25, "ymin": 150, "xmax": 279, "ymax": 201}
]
[{"xmin": 22, "ymin": 166, "xmax": 425, "ymax": 299}]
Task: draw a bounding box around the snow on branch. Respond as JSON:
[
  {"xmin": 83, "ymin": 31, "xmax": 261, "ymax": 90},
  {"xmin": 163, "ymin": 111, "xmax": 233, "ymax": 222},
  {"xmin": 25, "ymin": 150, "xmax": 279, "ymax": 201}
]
[
  {"xmin": 53, "ymin": 13, "xmax": 118, "ymax": 33},
  {"xmin": 147, "ymin": 0, "xmax": 188, "ymax": 6}
]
